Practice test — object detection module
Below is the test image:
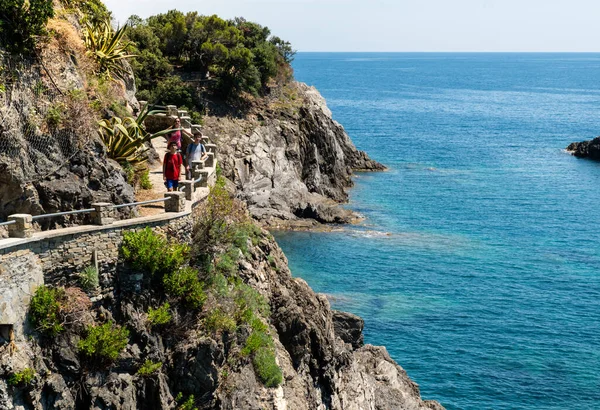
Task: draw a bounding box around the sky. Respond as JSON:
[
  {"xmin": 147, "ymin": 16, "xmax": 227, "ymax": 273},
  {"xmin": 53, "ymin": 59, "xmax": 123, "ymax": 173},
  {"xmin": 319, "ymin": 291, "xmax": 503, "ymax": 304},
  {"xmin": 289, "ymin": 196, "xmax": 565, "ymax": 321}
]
[{"xmin": 103, "ymin": 0, "xmax": 600, "ymax": 52}]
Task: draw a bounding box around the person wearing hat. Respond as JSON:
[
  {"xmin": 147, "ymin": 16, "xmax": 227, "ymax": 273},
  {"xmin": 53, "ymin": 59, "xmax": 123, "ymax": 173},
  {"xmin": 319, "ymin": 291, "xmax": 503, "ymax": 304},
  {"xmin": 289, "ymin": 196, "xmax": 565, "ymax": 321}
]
[{"xmin": 185, "ymin": 131, "xmax": 208, "ymax": 179}]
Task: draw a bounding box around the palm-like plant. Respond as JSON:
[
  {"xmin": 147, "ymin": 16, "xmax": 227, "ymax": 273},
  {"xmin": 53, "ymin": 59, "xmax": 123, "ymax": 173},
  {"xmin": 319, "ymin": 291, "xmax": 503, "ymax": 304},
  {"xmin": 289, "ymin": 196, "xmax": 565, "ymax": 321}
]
[
  {"xmin": 83, "ymin": 20, "xmax": 135, "ymax": 80},
  {"xmin": 97, "ymin": 105, "xmax": 173, "ymax": 165}
]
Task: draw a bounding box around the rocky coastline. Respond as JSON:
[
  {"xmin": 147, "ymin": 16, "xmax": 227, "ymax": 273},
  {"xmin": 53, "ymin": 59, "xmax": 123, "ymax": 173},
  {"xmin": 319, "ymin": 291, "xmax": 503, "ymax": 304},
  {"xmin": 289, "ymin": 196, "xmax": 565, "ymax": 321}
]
[
  {"xmin": 204, "ymin": 82, "xmax": 385, "ymax": 230},
  {"xmin": 0, "ymin": 9, "xmax": 443, "ymax": 409}
]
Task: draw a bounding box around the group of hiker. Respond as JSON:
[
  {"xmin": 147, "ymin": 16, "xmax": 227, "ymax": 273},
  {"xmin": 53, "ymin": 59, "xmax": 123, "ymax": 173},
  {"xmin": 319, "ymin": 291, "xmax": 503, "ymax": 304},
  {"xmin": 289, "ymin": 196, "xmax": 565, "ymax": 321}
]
[{"xmin": 162, "ymin": 117, "xmax": 209, "ymax": 192}]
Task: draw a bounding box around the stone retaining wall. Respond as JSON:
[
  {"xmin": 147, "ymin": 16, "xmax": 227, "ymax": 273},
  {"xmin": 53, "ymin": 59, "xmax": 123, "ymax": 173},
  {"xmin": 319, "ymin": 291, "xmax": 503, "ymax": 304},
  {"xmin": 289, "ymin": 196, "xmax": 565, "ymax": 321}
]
[
  {"xmin": 0, "ymin": 193, "xmax": 206, "ymax": 340},
  {"xmin": 0, "ymin": 205, "xmax": 196, "ymax": 281}
]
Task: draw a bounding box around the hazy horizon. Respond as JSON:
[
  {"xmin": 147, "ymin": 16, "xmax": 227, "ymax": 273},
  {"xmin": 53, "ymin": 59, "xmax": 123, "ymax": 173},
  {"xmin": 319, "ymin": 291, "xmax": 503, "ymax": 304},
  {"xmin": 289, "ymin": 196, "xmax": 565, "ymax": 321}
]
[{"xmin": 103, "ymin": 0, "xmax": 600, "ymax": 53}]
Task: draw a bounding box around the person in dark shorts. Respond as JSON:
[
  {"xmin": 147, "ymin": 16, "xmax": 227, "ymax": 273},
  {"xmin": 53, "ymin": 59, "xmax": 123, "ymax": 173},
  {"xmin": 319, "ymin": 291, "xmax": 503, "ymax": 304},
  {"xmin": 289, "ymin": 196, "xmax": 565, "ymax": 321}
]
[{"xmin": 163, "ymin": 142, "xmax": 183, "ymax": 191}]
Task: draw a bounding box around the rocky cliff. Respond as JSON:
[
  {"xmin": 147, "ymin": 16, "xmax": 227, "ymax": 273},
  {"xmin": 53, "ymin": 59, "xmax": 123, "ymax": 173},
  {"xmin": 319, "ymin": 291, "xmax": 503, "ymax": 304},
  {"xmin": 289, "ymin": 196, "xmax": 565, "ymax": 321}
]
[
  {"xmin": 204, "ymin": 82, "xmax": 385, "ymax": 229},
  {"xmin": 0, "ymin": 15, "xmax": 136, "ymax": 227},
  {"xmin": 0, "ymin": 227, "xmax": 443, "ymax": 410},
  {"xmin": 566, "ymin": 137, "xmax": 600, "ymax": 160}
]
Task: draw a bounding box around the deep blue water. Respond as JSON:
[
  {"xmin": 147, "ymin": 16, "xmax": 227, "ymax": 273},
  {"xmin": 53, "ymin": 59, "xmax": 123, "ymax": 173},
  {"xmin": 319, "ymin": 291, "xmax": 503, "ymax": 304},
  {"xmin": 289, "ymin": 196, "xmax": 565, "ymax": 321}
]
[{"xmin": 275, "ymin": 53, "xmax": 600, "ymax": 410}]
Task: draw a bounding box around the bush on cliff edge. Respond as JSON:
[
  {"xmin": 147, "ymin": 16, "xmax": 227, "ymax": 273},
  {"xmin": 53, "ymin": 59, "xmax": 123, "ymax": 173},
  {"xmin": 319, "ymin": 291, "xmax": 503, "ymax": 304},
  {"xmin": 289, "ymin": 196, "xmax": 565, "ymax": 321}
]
[
  {"xmin": 29, "ymin": 286, "xmax": 65, "ymax": 336},
  {"xmin": 0, "ymin": 0, "xmax": 54, "ymax": 53},
  {"xmin": 121, "ymin": 227, "xmax": 189, "ymax": 276},
  {"xmin": 78, "ymin": 321, "xmax": 129, "ymax": 363}
]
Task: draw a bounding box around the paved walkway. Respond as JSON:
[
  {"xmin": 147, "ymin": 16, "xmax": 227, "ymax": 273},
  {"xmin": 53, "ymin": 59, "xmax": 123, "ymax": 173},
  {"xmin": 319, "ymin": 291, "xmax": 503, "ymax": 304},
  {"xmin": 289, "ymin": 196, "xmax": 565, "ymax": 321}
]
[{"xmin": 136, "ymin": 134, "xmax": 211, "ymax": 216}]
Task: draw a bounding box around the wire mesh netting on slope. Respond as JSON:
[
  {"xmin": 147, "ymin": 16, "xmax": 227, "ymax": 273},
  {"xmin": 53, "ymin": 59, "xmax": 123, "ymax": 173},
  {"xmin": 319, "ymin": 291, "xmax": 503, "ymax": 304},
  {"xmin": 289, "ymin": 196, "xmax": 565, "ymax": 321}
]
[{"xmin": 0, "ymin": 53, "xmax": 91, "ymax": 183}]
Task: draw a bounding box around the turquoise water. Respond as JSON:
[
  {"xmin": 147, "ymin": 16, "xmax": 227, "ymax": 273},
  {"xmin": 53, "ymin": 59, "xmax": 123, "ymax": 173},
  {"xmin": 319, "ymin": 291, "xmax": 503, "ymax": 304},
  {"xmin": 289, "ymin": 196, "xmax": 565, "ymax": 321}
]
[{"xmin": 275, "ymin": 53, "xmax": 600, "ymax": 410}]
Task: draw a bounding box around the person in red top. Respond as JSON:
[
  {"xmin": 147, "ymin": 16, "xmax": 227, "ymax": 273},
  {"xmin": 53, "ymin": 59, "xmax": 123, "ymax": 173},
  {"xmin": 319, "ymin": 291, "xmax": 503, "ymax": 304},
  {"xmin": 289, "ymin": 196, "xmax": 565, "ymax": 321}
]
[{"xmin": 163, "ymin": 142, "xmax": 183, "ymax": 191}]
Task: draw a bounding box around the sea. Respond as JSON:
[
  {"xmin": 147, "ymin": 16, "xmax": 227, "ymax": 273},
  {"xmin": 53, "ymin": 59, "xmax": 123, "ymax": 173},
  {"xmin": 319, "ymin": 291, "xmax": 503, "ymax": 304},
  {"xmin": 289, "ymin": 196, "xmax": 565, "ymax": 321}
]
[{"xmin": 274, "ymin": 53, "xmax": 600, "ymax": 410}]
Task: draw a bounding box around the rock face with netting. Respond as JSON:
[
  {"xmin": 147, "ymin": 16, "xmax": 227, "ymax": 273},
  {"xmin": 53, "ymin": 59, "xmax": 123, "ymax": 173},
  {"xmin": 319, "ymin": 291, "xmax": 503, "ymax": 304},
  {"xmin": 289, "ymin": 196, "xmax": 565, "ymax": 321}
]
[{"xmin": 0, "ymin": 52, "xmax": 135, "ymax": 224}]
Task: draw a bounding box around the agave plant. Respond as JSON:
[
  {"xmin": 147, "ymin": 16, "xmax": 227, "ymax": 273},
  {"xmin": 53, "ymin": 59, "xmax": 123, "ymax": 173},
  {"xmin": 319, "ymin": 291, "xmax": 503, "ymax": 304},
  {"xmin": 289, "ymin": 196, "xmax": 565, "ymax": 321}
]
[
  {"xmin": 83, "ymin": 20, "xmax": 135, "ymax": 80},
  {"xmin": 97, "ymin": 105, "xmax": 173, "ymax": 165}
]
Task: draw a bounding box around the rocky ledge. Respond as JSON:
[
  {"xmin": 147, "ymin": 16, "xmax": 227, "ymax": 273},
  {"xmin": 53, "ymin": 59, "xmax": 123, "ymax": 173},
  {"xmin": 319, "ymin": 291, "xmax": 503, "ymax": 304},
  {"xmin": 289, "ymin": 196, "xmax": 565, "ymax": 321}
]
[
  {"xmin": 566, "ymin": 137, "xmax": 600, "ymax": 160},
  {"xmin": 205, "ymin": 82, "xmax": 385, "ymax": 230}
]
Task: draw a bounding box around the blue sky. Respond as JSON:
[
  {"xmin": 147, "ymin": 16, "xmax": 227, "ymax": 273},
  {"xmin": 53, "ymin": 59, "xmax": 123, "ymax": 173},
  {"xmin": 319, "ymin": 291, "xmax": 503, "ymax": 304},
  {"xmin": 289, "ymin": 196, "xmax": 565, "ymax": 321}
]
[{"xmin": 104, "ymin": 0, "xmax": 600, "ymax": 52}]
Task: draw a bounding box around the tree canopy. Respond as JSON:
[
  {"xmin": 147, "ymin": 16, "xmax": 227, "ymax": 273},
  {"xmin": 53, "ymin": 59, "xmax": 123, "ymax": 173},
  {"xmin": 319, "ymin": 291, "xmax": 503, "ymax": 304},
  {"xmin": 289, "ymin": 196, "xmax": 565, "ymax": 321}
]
[{"xmin": 126, "ymin": 11, "xmax": 296, "ymax": 102}]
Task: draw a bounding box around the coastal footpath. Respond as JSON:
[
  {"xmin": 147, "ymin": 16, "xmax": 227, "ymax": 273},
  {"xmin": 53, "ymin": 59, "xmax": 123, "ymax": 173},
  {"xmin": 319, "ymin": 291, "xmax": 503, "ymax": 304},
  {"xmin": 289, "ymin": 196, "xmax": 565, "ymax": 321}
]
[{"xmin": 0, "ymin": 2, "xmax": 441, "ymax": 409}]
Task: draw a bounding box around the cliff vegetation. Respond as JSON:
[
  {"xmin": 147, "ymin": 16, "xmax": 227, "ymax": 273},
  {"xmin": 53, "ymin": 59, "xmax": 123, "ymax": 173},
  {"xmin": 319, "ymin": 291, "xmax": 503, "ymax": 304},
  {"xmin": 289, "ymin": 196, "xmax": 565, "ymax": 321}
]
[{"xmin": 1, "ymin": 180, "xmax": 442, "ymax": 410}]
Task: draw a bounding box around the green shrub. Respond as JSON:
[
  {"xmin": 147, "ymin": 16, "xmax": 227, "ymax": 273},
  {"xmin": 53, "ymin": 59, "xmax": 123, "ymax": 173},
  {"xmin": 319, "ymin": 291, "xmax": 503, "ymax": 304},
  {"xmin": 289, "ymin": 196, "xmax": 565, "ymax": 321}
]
[
  {"xmin": 253, "ymin": 347, "xmax": 282, "ymax": 388},
  {"xmin": 234, "ymin": 281, "xmax": 270, "ymax": 319},
  {"xmin": 241, "ymin": 329, "xmax": 272, "ymax": 356},
  {"xmin": 29, "ymin": 286, "xmax": 65, "ymax": 336},
  {"xmin": 79, "ymin": 265, "xmax": 99, "ymax": 291},
  {"xmin": 137, "ymin": 359, "xmax": 162, "ymax": 376},
  {"xmin": 189, "ymin": 110, "xmax": 203, "ymax": 125},
  {"xmin": 209, "ymin": 273, "xmax": 229, "ymax": 298},
  {"xmin": 205, "ymin": 308, "xmax": 236, "ymax": 333},
  {"xmin": 267, "ymin": 255, "xmax": 280, "ymax": 273},
  {"xmin": 193, "ymin": 182, "xmax": 250, "ymax": 256},
  {"xmin": 175, "ymin": 393, "xmax": 197, "ymax": 410},
  {"xmin": 122, "ymin": 162, "xmax": 136, "ymax": 185},
  {"xmin": 147, "ymin": 303, "xmax": 171, "ymax": 326},
  {"xmin": 121, "ymin": 228, "xmax": 189, "ymax": 276},
  {"xmin": 45, "ymin": 103, "xmax": 65, "ymax": 129},
  {"xmin": 214, "ymin": 248, "xmax": 238, "ymax": 277},
  {"xmin": 78, "ymin": 321, "xmax": 129, "ymax": 362},
  {"xmin": 109, "ymin": 101, "xmax": 130, "ymax": 118},
  {"xmin": 33, "ymin": 80, "xmax": 47, "ymax": 97},
  {"xmin": 7, "ymin": 368, "xmax": 36, "ymax": 386},
  {"xmin": 60, "ymin": 0, "xmax": 110, "ymax": 25},
  {"xmin": 250, "ymin": 316, "xmax": 268, "ymax": 333},
  {"xmin": 163, "ymin": 267, "xmax": 206, "ymax": 309},
  {"xmin": 0, "ymin": 0, "xmax": 54, "ymax": 53},
  {"xmin": 139, "ymin": 169, "xmax": 152, "ymax": 190}
]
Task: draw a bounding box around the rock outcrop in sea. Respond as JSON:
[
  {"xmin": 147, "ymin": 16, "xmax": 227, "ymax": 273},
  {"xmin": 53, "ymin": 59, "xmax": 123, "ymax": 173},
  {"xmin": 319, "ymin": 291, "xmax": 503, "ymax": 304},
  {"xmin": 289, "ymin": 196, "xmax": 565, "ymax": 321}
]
[
  {"xmin": 566, "ymin": 137, "xmax": 600, "ymax": 160},
  {"xmin": 205, "ymin": 83, "xmax": 385, "ymax": 229}
]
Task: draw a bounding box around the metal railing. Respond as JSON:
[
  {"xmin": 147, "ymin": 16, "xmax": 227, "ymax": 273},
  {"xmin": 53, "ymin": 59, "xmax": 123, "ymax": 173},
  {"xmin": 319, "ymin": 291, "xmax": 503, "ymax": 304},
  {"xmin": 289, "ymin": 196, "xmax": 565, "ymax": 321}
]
[
  {"xmin": 1, "ymin": 198, "xmax": 173, "ymax": 225},
  {"xmin": 112, "ymin": 198, "xmax": 168, "ymax": 209},
  {"xmin": 178, "ymin": 175, "xmax": 203, "ymax": 192},
  {"xmin": 32, "ymin": 208, "xmax": 95, "ymax": 221}
]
